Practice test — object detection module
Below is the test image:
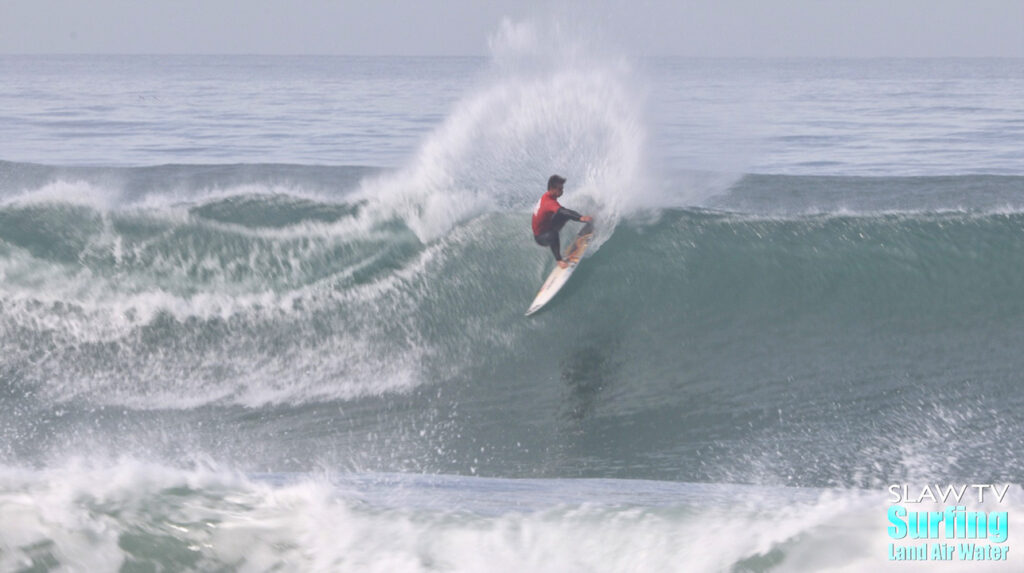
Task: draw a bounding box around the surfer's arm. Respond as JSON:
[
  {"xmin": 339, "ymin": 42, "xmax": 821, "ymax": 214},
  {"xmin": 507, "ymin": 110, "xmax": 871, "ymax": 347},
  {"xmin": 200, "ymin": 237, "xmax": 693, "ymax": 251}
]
[
  {"xmin": 556, "ymin": 207, "xmax": 584, "ymax": 221},
  {"xmin": 558, "ymin": 208, "xmax": 592, "ymax": 224}
]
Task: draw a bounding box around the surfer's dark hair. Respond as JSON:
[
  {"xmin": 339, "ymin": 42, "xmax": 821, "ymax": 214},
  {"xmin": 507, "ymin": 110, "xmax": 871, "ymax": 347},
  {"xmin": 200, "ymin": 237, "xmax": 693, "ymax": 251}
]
[{"xmin": 548, "ymin": 174, "xmax": 566, "ymax": 189}]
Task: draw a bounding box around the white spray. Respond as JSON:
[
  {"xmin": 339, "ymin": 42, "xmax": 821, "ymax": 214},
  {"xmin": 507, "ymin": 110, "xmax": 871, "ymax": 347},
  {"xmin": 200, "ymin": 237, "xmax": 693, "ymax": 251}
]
[{"xmin": 359, "ymin": 19, "xmax": 653, "ymax": 246}]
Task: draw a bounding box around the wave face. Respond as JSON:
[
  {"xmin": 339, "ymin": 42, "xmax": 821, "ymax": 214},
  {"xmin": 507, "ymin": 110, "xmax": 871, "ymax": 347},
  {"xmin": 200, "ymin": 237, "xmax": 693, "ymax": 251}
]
[{"xmin": 3, "ymin": 164, "xmax": 1024, "ymax": 490}]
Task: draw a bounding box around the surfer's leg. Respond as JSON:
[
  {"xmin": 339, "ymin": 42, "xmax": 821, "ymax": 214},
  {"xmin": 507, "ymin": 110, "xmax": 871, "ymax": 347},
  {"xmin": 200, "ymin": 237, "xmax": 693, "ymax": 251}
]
[
  {"xmin": 534, "ymin": 230, "xmax": 562, "ymax": 261},
  {"xmin": 548, "ymin": 233, "xmax": 562, "ymax": 260}
]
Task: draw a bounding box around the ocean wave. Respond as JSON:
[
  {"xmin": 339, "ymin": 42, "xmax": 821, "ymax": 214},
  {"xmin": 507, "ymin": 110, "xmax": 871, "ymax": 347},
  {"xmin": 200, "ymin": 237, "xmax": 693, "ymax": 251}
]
[
  {"xmin": 4, "ymin": 175, "xmax": 1024, "ymax": 408},
  {"xmin": 3, "ymin": 170, "xmax": 1024, "ymax": 487},
  {"xmin": 8, "ymin": 459, "xmax": 1014, "ymax": 573}
]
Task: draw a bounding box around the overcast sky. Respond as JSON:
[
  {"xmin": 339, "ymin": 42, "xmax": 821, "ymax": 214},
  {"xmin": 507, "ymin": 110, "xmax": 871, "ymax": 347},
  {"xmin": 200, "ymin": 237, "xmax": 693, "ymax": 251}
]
[{"xmin": 1, "ymin": 0, "xmax": 1022, "ymax": 57}]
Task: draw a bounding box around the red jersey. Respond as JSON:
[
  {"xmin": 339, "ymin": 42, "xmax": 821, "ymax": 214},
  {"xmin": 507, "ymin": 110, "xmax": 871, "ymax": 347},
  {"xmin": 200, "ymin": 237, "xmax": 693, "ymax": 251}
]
[{"xmin": 532, "ymin": 192, "xmax": 561, "ymax": 236}]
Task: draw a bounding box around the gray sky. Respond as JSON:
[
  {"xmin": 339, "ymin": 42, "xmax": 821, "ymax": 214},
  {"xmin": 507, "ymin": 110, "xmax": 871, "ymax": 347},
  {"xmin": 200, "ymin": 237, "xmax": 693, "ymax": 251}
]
[{"xmin": 1, "ymin": 0, "xmax": 1022, "ymax": 57}]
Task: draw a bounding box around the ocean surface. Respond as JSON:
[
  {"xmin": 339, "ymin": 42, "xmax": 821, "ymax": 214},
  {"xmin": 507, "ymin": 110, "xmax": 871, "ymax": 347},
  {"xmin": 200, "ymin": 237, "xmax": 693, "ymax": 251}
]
[{"xmin": 2, "ymin": 45, "xmax": 1024, "ymax": 572}]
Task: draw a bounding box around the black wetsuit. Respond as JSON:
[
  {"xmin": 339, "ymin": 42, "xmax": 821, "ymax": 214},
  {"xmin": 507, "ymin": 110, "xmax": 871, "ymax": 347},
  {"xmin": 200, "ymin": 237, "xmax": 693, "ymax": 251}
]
[{"xmin": 533, "ymin": 207, "xmax": 583, "ymax": 261}]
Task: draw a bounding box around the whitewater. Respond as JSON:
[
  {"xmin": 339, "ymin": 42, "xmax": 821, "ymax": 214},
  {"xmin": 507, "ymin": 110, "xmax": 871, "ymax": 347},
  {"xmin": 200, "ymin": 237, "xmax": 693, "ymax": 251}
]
[{"xmin": 2, "ymin": 22, "xmax": 1024, "ymax": 572}]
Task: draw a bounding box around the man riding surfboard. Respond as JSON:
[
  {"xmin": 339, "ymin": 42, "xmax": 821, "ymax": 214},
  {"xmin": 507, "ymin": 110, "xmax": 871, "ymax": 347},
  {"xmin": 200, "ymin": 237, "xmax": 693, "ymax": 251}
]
[{"xmin": 532, "ymin": 175, "xmax": 593, "ymax": 269}]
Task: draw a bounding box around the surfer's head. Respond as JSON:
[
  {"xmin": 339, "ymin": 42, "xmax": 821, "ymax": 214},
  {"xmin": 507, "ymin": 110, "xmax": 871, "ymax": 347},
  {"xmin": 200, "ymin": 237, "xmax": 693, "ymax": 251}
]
[{"xmin": 548, "ymin": 174, "xmax": 566, "ymax": 196}]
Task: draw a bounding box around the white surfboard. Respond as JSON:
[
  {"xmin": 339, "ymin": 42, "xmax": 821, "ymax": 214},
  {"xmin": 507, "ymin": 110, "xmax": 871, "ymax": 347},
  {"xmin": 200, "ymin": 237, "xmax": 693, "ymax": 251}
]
[{"xmin": 526, "ymin": 222, "xmax": 594, "ymax": 316}]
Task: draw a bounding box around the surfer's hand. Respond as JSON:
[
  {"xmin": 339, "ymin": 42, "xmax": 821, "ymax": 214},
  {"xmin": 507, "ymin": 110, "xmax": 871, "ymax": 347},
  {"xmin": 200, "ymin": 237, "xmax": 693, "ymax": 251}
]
[
  {"xmin": 581, "ymin": 216, "xmax": 593, "ymax": 222},
  {"xmin": 557, "ymin": 260, "xmax": 569, "ymax": 269}
]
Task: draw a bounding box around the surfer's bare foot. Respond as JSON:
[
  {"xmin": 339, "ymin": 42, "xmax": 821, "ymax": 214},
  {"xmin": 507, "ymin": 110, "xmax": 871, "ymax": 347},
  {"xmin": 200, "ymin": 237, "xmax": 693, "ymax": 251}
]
[{"xmin": 557, "ymin": 260, "xmax": 569, "ymax": 269}]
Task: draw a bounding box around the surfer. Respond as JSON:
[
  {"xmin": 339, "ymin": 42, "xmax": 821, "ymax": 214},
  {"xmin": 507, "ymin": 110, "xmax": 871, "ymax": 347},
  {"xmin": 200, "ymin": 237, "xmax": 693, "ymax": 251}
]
[{"xmin": 532, "ymin": 175, "xmax": 593, "ymax": 269}]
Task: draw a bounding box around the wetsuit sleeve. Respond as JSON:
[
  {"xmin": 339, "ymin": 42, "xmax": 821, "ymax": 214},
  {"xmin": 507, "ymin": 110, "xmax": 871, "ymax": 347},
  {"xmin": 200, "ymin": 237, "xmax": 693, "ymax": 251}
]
[{"xmin": 556, "ymin": 207, "xmax": 583, "ymax": 221}]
